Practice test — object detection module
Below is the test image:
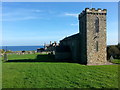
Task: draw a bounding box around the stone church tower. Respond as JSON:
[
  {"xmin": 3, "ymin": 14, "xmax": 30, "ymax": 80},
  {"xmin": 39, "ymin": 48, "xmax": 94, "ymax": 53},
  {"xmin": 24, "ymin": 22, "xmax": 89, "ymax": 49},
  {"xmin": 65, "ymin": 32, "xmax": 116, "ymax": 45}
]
[
  {"xmin": 78, "ymin": 8, "xmax": 107, "ymax": 64},
  {"xmin": 55, "ymin": 8, "xmax": 108, "ymax": 65}
]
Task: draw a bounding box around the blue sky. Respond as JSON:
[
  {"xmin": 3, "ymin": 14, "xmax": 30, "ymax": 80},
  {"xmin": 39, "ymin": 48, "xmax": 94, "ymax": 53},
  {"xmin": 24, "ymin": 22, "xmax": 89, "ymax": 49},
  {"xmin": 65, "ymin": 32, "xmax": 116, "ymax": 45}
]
[{"xmin": 2, "ymin": 2, "xmax": 118, "ymax": 46}]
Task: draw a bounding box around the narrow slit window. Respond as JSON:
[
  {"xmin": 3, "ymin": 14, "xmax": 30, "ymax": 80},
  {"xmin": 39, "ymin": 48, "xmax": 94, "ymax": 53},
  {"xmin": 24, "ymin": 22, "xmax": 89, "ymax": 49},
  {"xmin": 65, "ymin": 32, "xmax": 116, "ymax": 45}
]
[
  {"xmin": 96, "ymin": 41, "xmax": 98, "ymax": 52},
  {"xmin": 95, "ymin": 17, "xmax": 99, "ymax": 33}
]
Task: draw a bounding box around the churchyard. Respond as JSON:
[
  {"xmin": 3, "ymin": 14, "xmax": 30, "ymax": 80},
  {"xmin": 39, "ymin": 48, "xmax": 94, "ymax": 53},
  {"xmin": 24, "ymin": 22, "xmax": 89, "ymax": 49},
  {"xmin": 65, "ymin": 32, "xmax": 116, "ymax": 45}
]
[{"xmin": 2, "ymin": 53, "xmax": 120, "ymax": 88}]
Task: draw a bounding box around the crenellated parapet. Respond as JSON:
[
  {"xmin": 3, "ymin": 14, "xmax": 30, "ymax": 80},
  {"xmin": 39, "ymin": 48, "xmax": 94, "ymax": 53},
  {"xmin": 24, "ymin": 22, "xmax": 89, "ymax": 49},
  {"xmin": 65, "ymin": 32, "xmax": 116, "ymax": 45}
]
[{"xmin": 78, "ymin": 8, "xmax": 107, "ymax": 20}]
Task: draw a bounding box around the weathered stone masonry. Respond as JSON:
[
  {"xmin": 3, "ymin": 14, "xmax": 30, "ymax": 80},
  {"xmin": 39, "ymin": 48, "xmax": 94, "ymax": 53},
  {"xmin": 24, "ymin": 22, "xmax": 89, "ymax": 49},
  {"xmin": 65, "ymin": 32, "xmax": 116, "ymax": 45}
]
[{"xmin": 55, "ymin": 8, "xmax": 108, "ymax": 65}]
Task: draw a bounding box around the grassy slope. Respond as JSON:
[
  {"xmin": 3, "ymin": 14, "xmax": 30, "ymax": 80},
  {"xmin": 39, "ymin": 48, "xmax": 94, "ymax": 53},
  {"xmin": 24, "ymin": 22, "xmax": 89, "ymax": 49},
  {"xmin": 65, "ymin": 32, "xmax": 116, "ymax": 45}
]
[
  {"xmin": 2, "ymin": 54, "xmax": 119, "ymax": 88},
  {"xmin": 6, "ymin": 53, "xmax": 40, "ymax": 60},
  {"xmin": 111, "ymin": 59, "xmax": 120, "ymax": 64}
]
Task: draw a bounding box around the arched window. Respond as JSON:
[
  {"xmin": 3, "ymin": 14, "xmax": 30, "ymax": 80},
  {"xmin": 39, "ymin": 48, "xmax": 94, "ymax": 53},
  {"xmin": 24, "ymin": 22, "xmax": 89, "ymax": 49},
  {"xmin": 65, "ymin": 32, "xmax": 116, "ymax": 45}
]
[{"xmin": 95, "ymin": 17, "xmax": 99, "ymax": 33}]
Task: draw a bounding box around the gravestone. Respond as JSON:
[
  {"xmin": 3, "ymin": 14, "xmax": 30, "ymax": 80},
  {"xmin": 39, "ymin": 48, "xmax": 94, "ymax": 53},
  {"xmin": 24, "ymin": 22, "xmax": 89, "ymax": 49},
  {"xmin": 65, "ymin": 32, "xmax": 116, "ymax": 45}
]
[
  {"xmin": 4, "ymin": 53, "xmax": 8, "ymax": 61},
  {"xmin": 110, "ymin": 55, "xmax": 114, "ymax": 60}
]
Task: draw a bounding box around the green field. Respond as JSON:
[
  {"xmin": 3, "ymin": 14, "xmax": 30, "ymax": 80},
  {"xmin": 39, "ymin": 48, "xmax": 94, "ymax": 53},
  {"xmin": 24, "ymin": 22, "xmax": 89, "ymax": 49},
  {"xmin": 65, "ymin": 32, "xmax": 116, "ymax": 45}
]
[
  {"xmin": 111, "ymin": 59, "xmax": 120, "ymax": 64},
  {"xmin": 2, "ymin": 54, "xmax": 119, "ymax": 88}
]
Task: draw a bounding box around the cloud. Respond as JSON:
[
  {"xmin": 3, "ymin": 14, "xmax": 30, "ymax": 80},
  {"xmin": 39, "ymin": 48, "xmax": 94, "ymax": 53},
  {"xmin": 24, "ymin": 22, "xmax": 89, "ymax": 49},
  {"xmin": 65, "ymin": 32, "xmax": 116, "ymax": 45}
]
[
  {"xmin": 64, "ymin": 12, "xmax": 78, "ymax": 17},
  {"xmin": 31, "ymin": 9, "xmax": 43, "ymax": 13},
  {"xmin": 2, "ymin": 8, "xmax": 44, "ymax": 21},
  {"xmin": 3, "ymin": 16, "xmax": 39, "ymax": 21}
]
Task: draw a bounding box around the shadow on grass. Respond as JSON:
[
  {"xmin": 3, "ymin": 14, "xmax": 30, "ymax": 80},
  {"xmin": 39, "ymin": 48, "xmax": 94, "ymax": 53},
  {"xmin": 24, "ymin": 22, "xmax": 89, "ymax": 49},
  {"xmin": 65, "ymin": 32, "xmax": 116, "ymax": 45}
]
[{"xmin": 6, "ymin": 54, "xmax": 73, "ymax": 63}]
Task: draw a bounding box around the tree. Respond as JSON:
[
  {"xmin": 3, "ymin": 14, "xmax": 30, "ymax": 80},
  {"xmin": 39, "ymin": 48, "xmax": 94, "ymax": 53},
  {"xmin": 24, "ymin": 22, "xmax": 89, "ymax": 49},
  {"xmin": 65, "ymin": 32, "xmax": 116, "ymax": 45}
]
[{"xmin": 107, "ymin": 45, "xmax": 120, "ymax": 59}]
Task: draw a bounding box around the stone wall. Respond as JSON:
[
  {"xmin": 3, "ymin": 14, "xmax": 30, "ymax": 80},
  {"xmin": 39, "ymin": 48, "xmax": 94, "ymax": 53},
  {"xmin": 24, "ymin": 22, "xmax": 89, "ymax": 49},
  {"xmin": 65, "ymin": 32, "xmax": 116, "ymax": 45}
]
[
  {"xmin": 78, "ymin": 11, "xmax": 87, "ymax": 64},
  {"xmin": 85, "ymin": 8, "xmax": 107, "ymax": 64},
  {"xmin": 59, "ymin": 33, "xmax": 80, "ymax": 62},
  {"xmin": 55, "ymin": 52, "xmax": 71, "ymax": 61}
]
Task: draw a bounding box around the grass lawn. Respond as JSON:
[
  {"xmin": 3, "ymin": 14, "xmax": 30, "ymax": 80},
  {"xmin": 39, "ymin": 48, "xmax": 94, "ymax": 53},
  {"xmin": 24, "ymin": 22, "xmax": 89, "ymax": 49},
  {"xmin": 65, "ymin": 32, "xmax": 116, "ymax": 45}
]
[
  {"xmin": 4, "ymin": 53, "xmax": 55, "ymax": 62},
  {"xmin": 6, "ymin": 53, "xmax": 44, "ymax": 61},
  {"xmin": 111, "ymin": 59, "xmax": 120, "ymax": 64},
  {"xmin": 2, "ymin": 54, "xmax": 119, "ymax": 88}
]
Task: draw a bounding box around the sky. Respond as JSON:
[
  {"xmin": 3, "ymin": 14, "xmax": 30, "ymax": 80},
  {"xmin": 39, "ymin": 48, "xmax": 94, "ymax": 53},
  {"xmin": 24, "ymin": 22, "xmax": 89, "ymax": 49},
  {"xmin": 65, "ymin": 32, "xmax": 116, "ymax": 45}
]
[{"xmin": 1, "ymin": 2, "xmax": 118, "ymax": 46}]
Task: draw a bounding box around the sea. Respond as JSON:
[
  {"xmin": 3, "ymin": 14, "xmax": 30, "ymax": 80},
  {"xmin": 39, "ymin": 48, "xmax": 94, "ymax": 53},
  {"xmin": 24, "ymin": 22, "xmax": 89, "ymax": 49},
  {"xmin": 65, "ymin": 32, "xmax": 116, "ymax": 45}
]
[{"xmin": 0, "ymin": 46, "xmax": 44, "ymax": 51}]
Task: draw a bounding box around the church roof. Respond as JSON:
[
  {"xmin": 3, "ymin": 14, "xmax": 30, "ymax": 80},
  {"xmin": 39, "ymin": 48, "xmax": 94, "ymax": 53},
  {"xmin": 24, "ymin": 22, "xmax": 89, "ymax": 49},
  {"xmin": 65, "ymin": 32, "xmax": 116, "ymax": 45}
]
[{"xmin": 60, "ymin": 33, "xmax": 80, "ymax": 42}]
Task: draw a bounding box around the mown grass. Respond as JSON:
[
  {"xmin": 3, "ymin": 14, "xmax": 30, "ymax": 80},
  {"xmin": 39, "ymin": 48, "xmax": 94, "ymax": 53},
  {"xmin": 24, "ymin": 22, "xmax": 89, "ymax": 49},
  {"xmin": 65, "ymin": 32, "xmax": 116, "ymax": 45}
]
[
  {"xmin": 7, "ymin": 53, "xmax": 42, "ymax": 60},
  {"xmin": 4, "ymin": 53, "xmax": 55, "ymax": 62},
  {"xmin": 111, "ymin": 59, "xmax": 120, "ymax": 64},
  {"xmin": 2, "ymin": 54, "xmax": 119, "ymax": 88}
]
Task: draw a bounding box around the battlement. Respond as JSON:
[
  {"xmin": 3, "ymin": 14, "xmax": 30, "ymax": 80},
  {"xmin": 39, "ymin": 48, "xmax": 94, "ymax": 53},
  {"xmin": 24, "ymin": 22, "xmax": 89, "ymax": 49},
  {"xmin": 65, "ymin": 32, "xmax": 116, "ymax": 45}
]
[
  {"xmin": 79, "ymin": 8, "xmax": 107, "ymax": 19},
  {"xmin": 85, "ymin": 8, "xmax": 107, "ymax": 13}
]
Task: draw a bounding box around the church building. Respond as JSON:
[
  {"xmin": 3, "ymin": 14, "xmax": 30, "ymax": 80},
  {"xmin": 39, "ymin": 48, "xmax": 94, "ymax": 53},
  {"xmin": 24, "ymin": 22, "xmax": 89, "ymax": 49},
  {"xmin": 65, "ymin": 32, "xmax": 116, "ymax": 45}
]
[{"xmin": 55, "ymin": 8, "xmax": 108, "ymax": 65}]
